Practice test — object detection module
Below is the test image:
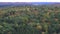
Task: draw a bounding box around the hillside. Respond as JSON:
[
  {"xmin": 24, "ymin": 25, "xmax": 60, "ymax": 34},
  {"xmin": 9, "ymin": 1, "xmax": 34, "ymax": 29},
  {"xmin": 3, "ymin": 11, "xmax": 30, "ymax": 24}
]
[{"xmin": 0, "ymin": 2, "xmax": 60, "ymax": 34}]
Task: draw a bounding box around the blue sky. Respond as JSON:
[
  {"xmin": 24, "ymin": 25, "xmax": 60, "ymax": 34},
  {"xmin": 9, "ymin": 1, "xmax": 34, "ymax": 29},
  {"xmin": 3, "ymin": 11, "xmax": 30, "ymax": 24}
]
[{"xmin": 0, "ymin": 0, "xmax": 60, "ymax": 2}]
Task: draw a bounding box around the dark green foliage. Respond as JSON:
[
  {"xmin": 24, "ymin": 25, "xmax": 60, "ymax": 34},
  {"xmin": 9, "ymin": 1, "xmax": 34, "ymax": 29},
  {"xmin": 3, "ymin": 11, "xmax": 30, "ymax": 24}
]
[{"xmin": 0, "ymin": 5, "xmax": 60, "ymax": 34}]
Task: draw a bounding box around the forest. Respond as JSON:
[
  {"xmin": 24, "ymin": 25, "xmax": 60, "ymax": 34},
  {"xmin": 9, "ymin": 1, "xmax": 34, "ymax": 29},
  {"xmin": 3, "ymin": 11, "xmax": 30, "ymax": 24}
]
[{"xmin": 0, "ymin": 3, "xmax": 60, "ymax": 34}]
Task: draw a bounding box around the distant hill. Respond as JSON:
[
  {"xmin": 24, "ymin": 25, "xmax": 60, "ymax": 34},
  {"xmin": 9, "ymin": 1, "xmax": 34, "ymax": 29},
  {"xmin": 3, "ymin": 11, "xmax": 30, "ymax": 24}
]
[{"xmin": 0, "ymin": 2, "xmax": 60, "ymax": 7}]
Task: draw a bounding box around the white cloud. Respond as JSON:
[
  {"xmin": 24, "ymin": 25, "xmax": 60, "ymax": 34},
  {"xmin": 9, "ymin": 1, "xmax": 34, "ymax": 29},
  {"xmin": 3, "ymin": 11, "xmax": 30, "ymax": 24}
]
[{"xmin": 0, "ymin": 0, "xmax": 60, "ymax": 2}]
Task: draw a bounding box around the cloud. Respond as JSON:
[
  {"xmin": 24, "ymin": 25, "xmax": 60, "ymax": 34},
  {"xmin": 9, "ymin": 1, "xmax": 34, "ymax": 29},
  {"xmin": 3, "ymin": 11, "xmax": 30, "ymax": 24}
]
[{"xmin": 0, "ymin": 0, "xmax": 60, "ymax": 2}]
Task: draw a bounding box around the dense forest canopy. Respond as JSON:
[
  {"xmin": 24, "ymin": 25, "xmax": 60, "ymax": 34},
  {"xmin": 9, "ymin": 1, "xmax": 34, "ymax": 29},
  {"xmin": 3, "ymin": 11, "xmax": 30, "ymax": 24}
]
[{"xmin": 0, "ymin": 2, "xmax": 60, "ymax": 34}]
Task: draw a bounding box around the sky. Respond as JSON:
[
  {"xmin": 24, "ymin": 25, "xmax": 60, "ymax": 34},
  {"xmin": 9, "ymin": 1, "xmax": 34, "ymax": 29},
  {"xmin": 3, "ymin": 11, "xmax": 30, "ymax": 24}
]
[{"xmin": 0, "ymin": 0, "xmax": 60, "ymax": 2}]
